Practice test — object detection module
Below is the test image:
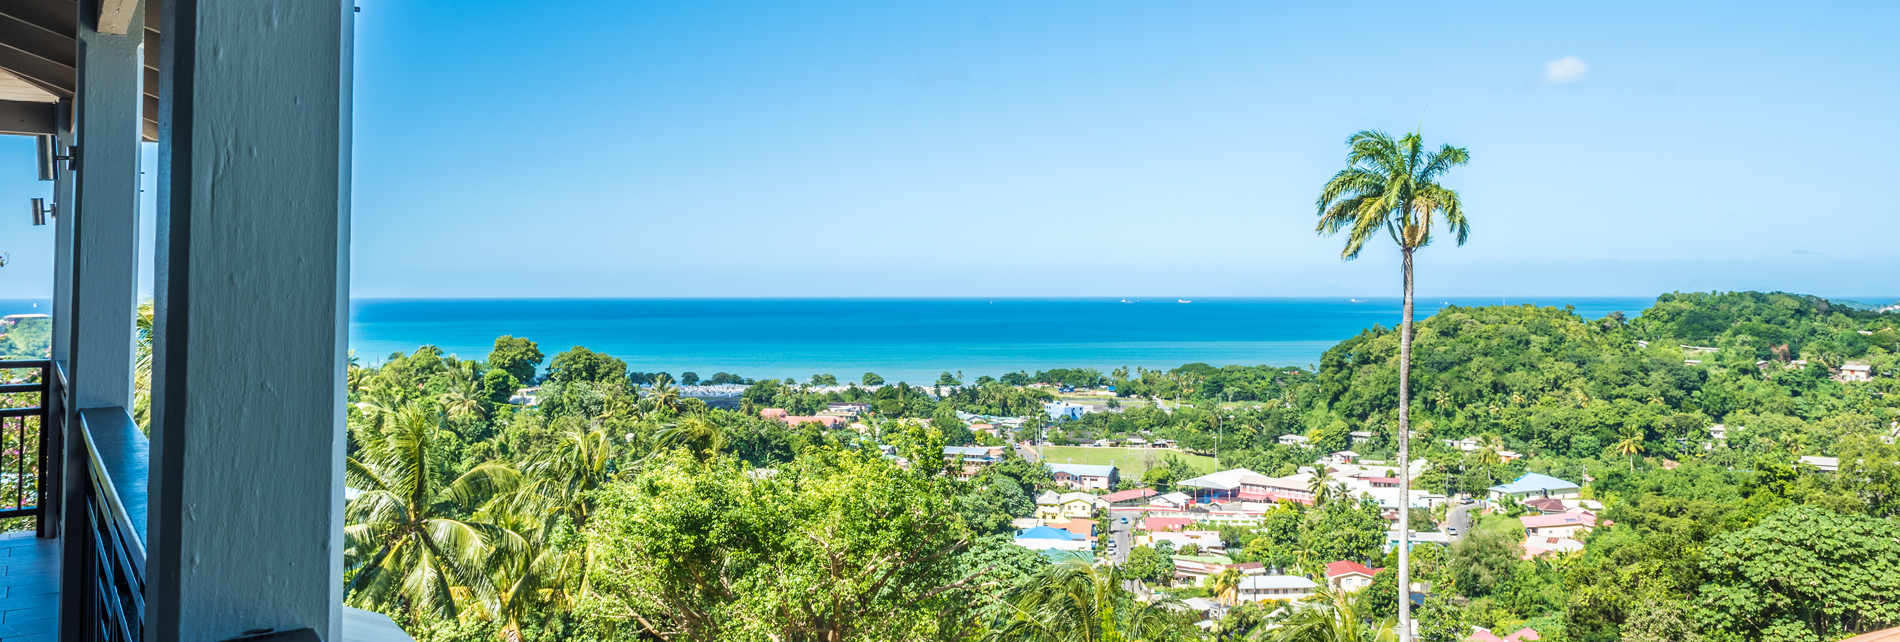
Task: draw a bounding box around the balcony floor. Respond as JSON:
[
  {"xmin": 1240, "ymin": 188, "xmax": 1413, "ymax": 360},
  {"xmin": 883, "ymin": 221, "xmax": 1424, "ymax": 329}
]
[{"xmin": 0, "ymin": 531, "xmax": 56, "ymax": 641}]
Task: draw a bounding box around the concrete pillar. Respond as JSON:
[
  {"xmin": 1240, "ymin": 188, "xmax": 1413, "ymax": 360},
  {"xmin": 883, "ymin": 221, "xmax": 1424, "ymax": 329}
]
[
  {"xmin": 69, "ymin": 0, "xmax": 147, "ymax": 411},
  {"xmin": 147, "ymin": 0, "xmax": 353, "ymax": 640},
  {"xmin": 50, "ymin": 100, "xmax": 75, "ymax": 364}
]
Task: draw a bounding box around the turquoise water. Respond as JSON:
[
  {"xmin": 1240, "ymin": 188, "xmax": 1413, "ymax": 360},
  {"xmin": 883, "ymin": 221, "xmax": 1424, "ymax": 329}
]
[{"xmin": 345, "ymin": 297, "xmax": 1653, "ymax": 383}]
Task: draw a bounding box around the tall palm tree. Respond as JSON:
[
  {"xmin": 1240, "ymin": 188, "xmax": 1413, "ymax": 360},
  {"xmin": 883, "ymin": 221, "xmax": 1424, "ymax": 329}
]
[
  {"xmin": 1254, "ymin": 586, "xmax": 1397, "ymax": 642},
  {"xmin": 654, "ymin": 414, "xmax": 726, "ymax": 462},
  {"xmin": 133, "ymin": 299, "xmax": 154, "ymax": 431},
  {"xmin": 1209, "ymin": 567, "xmax": 1246, "ymax": 607},
  {"xmin": 1308, "ymin": 467, "xmax": 1337, "ymax": 507},
  {"xmin": 344, "ymin": 403, "xmax": 521, "ymax": 619},
  {"xmin": 989, "ymin": 562, "xmax": 1186, "ymax": 642},
  {"xmin": 1614, "ymin": 429, "xmax": 1646, "ymax": 472},
  {"xmin": 1474, "ymin": 433, "xmax": 1505, "ymax": 487},
  {"xmin": 1315, "ymin": 129, "xmax": 1469, "ymax": 642},
  {"xmin": 435, "ymin": 365, "xmax": 486, "ymax": 423}
]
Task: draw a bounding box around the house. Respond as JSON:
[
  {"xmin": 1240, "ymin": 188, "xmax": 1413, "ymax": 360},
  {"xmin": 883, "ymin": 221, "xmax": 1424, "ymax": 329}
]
[
  {"xmin": 1237, "ymin": 575, "xmax": 1320, "ymax": 603},
  {"xmin": 1252, "ymin": 472, "xmax": 1317, "ymax": 505},
  {"xmin": 1520, "ymin": 511, "xmax": 1598, "ymax": 539},
  {"xmin": 945, "ymin": 445, "xmax": 1007, "ymax": 479},
  {"xmin": 1044, "ymin": 518, "xmax": 1096, "ymax": 541},
  {"xmin": 1838, "ymin": 363, "xmax": 1874, "ymax": 382},
  {"xmin": 1488, "ymin": 473, "xmax": 1582, "ymax": 502},
  {"xmin": 1147, "ymin": 530, "xmax": 1225, "ymax": 554},
  {"xmin": 1169, "ymin": 554, "xmax": 1235, "ymax": 586},
  {"xmin": 1467, "ymin": 627, "xmax": 1542, "ymax": 642},
  {"xmin": 1176, "ymin": 468, "xmax": 1286, "ymax": 502},
  {"xmin": 1324, "ymin": 561, "xmax": 1381, "ymax": 592},
  {"xmin": 1348, "ymin": 431, "xmax": 1374, "ymax": 444},
  {"xmin": 1143, "ymin": 516, "xmax": 1196, "ymax": 532},
  {"xmin": 827, "ymin": 402, "xmax": 871, "ymax": 414},
  {"xmin": 1364, "ymin": 477, "xmax": 1401, "ymax": 489},
  {"xmin": 1330, "ymin": 451, "xmax": 1360, "ymax": 465},
  {"xmin": 1798, "ymin": 455, "xmax": 1840, "ymax": 472},
  {"xmin": 1386, "ymin": 529, "xmax": 1452, "ymax": 552},
  {"xmin": 1037, "ymin": 491, "xmax": 1098, "ymax": 521},
  {"xmin": 1278, "ymin": 434, "xmax": 1310, "ymax": 447},
  {"xmin": 1151, "ymin": 492, "xmax": 1194, "ymax": 509},
  {"xmin": 509, "ymin": 386, "xmax": 542, "ymax": 406},
  {"xmin": 1014, "ymin": 526, "xmax": 1093, "ymax": 552},
  {"xmin": 1043, "ymin": 401, "xmax": 1092, "ymax": 421},
  {"xmin": 1227, "ymin": 561, "xmax": 1268, "ymax": 576},
  {"xmin": 1521, "ymin": 536, "xmax": 1585, "ymax": 559},
  {"xmin": 1046, "ymin": 463, "xmax": 1119, "ymax": 490},
  {"xmin": 1101, "ymin": 488, "xmax": 1159, "ymax": 506},
  {"xmin": 1521, "ymin": 497, "xmax": 1568, "ymax": 514}
]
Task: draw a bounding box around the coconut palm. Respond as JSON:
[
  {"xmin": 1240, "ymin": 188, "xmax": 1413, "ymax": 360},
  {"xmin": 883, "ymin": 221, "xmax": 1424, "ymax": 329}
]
[
  {"xmin": 133, "ymin": 298, "xmax": 154, "ymax": 431},
  {"xmin": 639, "ymin": 373, "xmax": 682, "ymax": 417},
  {"xmin": 654, "ymin": 413, "xmax": 726, "ymax": 462},
  {"xmin": 1474, "ymin": 433, "xmax": 1505, "ymax": 487},
  {"xmin": 1209, "ymin": 567, "xmax": 1246, "ymax": 607},
  {"xmin": 435, "ymin": 365, "xmax": 486, "ymax": 422},
  {"xmin": 1315, "ymin": 129, "xmax": 1469, "ymax": 642},
  {"xmin": 989, "ymin": 561, "xmax": 1186, "ymax": 642},
  {"xmin": 1615, "ymin": 428, "xmax": 1646, "ymax": 472},
  {"xmin": 344, "ymin": 403, "xmax": 522, "ymax": 619},
  {"xmin": 1253, "ymin": 586, "xmax": 1397, "ymax": 642},
  {"xmin": 1308, "ymin": 467, "xmax": 1337, "ymax": 507}
]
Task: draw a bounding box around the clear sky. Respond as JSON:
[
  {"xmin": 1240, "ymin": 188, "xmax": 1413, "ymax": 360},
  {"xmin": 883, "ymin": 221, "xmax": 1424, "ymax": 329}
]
[{"xmin": 2, "ymin": 1, "xmax": 1897, "ymax": 300}]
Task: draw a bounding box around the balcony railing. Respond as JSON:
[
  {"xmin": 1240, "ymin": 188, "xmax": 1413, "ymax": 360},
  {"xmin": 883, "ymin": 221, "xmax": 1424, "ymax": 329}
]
[
  {"xmin": 77, "ymin": 406, "xmax": 147, "ymax": 642},
  {"xmin": 0, "ymin": 359, "xmax": 58, "ymax": 535}
]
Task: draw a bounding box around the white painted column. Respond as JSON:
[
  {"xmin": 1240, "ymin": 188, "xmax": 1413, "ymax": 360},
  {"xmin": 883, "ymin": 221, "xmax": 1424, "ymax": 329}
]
[
  {"xmin": 147, "ymin": 0, "xmax": 353, "ymax": 640},
  {"xmin": 69, "ymin": 0, "xmax": 147, "ymax": 411}
]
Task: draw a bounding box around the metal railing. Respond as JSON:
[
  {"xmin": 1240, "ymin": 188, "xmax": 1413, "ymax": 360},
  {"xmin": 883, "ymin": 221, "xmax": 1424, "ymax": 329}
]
[
  {"xmin": 0, "ymin": 359, "xmax": 57, "ymax": 534},
  {"xmin": 76, "ymin": 406, "xmax": 146, "ymax": 642}
]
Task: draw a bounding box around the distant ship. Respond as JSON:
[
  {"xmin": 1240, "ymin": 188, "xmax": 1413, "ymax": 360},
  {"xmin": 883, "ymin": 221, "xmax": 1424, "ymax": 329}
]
[
  {"xmin": 1350, "ymin": 298, "xmax": 1366, "ymax": 303},
  {"xmin": 1178, "ymin": 299, "xmax": 1191, "ymax": 303}
]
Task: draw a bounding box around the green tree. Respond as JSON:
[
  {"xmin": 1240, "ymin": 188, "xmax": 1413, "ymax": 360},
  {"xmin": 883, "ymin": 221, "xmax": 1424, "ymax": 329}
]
[
  {"xmin": 1316, "ymin": 128, "xmax": 1471, "ymax": 640},
  {"xmin": 809, "ymin": 373, "xmax": 838, "ymax": 386},
  {"xmin": 679, "ymin": 371, "xmax": 700, "ymax": 385},
  {"xmin": 863, "ymin": 372, "xmax": 885, "ymax": 386},
  {"xmin": 488, "ymin": 335, "xmax": 544, "ymax": 384},
  {"xmin": 588, "ymin": 448, "xmax": 980, "ymax": 641},
  {"xmin": 545, "ymin": 346, "xmax": 626, "ymax": 385},
  {"xmin": 344, "ymin": 403, "xmax": 520, "ymax": 619},
  {"xmin": 1123, "ymin": 545, "xmax": 1172, "ymax": 584},
  {"xmin": 1615, "ymin": 428, "xmax": 1647, "ymax": 472},
  {"xmin": 1415, "ymin": 596, "xmax": 1469, "ymax": 642},
  {"xmin": 938, "ymin": 371, "xmax": 962, "ymax": 386},
  {"xmin": 1695, "ymin": 505, "xmax": 1900, "ymax": 641},
  {"xmin": 481, "ymin": 368, "xmax": 521, "ymax": 405}
]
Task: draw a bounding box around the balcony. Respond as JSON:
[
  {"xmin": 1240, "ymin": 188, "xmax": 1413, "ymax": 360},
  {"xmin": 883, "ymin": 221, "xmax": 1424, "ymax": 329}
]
[{"xmin": 0, "ymin": 1, "xmax": 389, "ymax": 640}]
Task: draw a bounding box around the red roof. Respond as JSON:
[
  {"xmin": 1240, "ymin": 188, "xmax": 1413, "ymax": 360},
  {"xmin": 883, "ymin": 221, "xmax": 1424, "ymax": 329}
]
[
  {"xmin": 1143, "ymin": 517, "xmax": 1195, "ymax": 532},
  {"xmin": 1520, "ymin": 512, "xmax": 1597, "ymax": 529},
  {"xmin": 1100, "ymin": 488, "xmax": 1158, "ymax": 503},
  {"xmin": 1234, "ymin": 491, "xmax": 1271, "ymax": 501},
  {"xmin": 1324, "ymin": 560, "xmax": 1380, "ymax": 579}
]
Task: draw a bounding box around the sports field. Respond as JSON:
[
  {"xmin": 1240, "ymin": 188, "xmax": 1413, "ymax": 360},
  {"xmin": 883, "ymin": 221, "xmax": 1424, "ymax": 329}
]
[{"xmin": 1032, "ymin": 446, "xmax": 1219, "ymax": 479}]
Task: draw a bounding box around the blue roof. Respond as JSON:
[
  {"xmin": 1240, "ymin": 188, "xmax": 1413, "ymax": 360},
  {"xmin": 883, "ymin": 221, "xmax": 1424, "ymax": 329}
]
[
  {"xmin": 1490, "ymin": 472, "xmax": 1581, "ymax": 494},
  {"xmin": 1017, "ymin": 526, "xmax": 1084, "ymax": 541},
  {"xmin": 1042, "ymin": 549, "xmax": 1095, "ymax": 564}
]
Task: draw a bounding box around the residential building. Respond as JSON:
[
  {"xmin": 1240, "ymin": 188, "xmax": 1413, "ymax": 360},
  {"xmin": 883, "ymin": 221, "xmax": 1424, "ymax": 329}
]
[
  {"xmin": 1324, "ymin": 561, "xmax": 1381, "ymax": 593},
  {"xmin": 1521, "ymin": 497, "xmax": 1568, "ymax": 514},
  {"xmin": 1521, "ymin": 536, "xmax": 1584, "ymax": 559},
  {"xmin": 1044, "ymin": 518, "xmax": 1097, "ymax": 541},
  {"xmin": 1330, "ymin": 451, "xmax": 1360, "ymax": 465},
  {"xmin": 1046, "ymin": 463, "xmax": 1119, "ymax": 490},
  {"xmin": 1348, "ymin": 430, "xmax": 1374, "ymax": 444},
  {"xmin": 1799, "ymin": 455, "xmax": 1840, "ymax": 472},
  {"xmin": 1100, "ymin": 487, "xmax": 1158, "ymax": 506},
  {"xmin": 1278, "ymin": 434, "xmax": 1310, "ymax": 447},
  {"xmin": 1237, "ymin": 575, "xmax": 1320, "ymax": 603},
  {"xmin": 945, "ymin": 445, "xmax": 1007, "ymax": 479},
  {"xmin": 1037, "ymin": 491, "xmax": 1098, "ymax": 521},
  {"xmin": 1043, "ymin": 401, "xmax": 1093, "ymax": 421},
  {"xmin": 1143, "ymin": 516, "xmax": 1196, "ymax": 532},
  {"xmin": 1146, "ymin": 530, "xmax": 1225, "ymax": 554},
  {"xmin": 1839, "ymin": 363, "xmax": 1874, "ymax": 382},
  {"xmin": 1385, "ymin": 529, "xmax": 1452, "ymax": 552},
  {"xmin": 1151, "ymin": 492, "xmax": 1194, "ymax": 509},
  {"xmin": 509, "ymin": 386, "xmax": 542, "ymax": 406},
  {"xmin": 1520, "ymin": 511, "xmax": 1598, "ymax": 539},
  {"xmin": 1488, "ymin": 473, "xmax": 1582, "ymax": 502},
  {"xmin": 1014, "ymin": 526, "xmax": 1093, "ymax": 552},
  {"xmin": 1170, "ymin": 554, "xmax": 1235, "ymax": 587}
]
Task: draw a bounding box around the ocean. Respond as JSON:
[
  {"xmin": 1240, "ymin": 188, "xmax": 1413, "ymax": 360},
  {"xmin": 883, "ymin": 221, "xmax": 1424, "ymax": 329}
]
[
  {"xmin": 0, "ymin": 296, "xmax": 1656, "ymax": 383},
  {"xmin": 343, "ymin": 297, "xmax": 1652, "ymax": 383}
]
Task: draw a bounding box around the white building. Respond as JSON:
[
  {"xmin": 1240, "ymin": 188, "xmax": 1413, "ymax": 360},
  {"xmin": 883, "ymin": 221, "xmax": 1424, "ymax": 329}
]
[{"xmin": 1237, "ymin": 575, "xmax": 1319, "ymax": 603}]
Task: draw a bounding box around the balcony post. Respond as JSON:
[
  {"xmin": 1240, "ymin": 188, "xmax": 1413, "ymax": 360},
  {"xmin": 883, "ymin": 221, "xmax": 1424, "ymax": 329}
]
[
  {"xmin": 68, "ymin": 0, "xmax": 147, "ymax": 411},
  {"xmin": 49, "ymin": 99, "xmax": 75, "ymax": 364},
  {"xmin": 148, "ymin": 0, "xmax": 353, "ymax": 640}
]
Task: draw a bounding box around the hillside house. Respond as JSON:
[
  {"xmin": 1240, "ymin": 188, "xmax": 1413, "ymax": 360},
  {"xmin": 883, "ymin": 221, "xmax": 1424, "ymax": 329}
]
[
  {"xmin": 1237, "ymin": 575, "xmax": 1320, "ymax": 603},
  {"xmin": 1489, "ymin": 473, "xmax": 1582, "ymax": 502},
  {"xmin": 1169, "ymin": 555, "xmax": 1235, "ymax": 587},
  {"xmin": 1278, "ymin": 434, "xmax": 1311, "ymax": 447},
  {"xmin": 1046, "ymin": 463, "xmax": 1119, "ymax": 490},
  {"xmin": 1520, "ymin": 511, "xmax": 1598, "ymax": 539},
  {"xmin": 1324, "ymin": 561, "xmax": 1381, "ymax": 593},
  {"xmin": 1036, "ymin": 491, "xmax": 1098, "ymax": 521},
  {"xmin": 1100, "ymin": 488, "xmax": 1158, "ymax": 506},
  {"xmin": 1838, "ymin": 363, "xmax": 1874, "ymax": 382}
]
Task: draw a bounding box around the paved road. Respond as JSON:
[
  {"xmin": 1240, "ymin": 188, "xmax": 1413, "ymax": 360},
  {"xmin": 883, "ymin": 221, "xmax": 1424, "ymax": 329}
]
[
  {"xmin": 1104, "ymin": 509, "xmax": 1137, "ymax": 564},
  {"xmin": 1445, "ymin": 501, "xmax": 1483, "ymax": 541}
]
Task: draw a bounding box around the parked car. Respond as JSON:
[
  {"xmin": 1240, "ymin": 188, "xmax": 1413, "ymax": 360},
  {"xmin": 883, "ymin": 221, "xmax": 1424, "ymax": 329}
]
[{"xmin": 1120, "ymin": 517, "xmax": 1129, "ymax": 525}]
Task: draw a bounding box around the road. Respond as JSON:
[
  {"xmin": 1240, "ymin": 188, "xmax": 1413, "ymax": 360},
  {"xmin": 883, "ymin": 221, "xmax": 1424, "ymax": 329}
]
[
  {"xmin": 1445, "ymin": 500, "xmax": 1482, "ymax": 541},
  {"xmin": 1016, "ymin": 441, "xmax": 1041, "ymax": 463},
  {"xmin": 1103, "ymin": 509, "xmax": 1137, "ymax": 564}
]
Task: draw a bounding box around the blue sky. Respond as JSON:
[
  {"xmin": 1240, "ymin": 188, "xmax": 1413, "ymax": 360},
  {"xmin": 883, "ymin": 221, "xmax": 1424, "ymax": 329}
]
[{"xmin": 2, "ymin": 0, "xmax": 1897, "ymax": 300}]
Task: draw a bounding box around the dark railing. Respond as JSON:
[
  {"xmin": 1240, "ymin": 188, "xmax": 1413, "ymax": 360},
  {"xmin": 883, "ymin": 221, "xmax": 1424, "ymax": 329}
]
[
  {"xmin": 0, "ymin": 359, "xmax": 56, "ymax": 533},
  {"xmin": 76, "ymin": 407, "xmax": 147, "ymax": 642}
]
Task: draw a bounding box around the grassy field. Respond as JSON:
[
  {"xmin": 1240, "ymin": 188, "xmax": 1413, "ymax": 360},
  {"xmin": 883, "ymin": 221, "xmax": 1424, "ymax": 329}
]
[{"xmin": 1033, "ymin": 446, "xmax": 1220, "ymax": 479}]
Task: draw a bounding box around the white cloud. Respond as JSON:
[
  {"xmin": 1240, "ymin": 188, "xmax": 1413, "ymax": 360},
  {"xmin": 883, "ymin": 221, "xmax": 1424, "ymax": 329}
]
[{"xmin": 1542, "ymin": 56, "xmax": 1588, "ymax": 84}]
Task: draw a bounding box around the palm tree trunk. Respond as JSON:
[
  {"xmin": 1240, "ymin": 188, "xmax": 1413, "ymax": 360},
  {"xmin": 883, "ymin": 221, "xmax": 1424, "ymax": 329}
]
[{"xmin": 1396, "ymin": 247, "xmax": 1415, "ymax": 642}]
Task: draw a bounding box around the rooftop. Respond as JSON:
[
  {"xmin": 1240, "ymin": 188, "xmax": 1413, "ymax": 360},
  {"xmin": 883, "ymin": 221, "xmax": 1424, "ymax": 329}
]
[
  {"xmin": 1489, "ymin": 473, "xmax": 1581, "ymax": 494},
  {"xmin": 1239, "ymin": 575, "xmax": 1319, "ymax": 590},
  {"xmin": 1046, "ymin": 463, "xmax": 1117, "ymax": 477}
]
